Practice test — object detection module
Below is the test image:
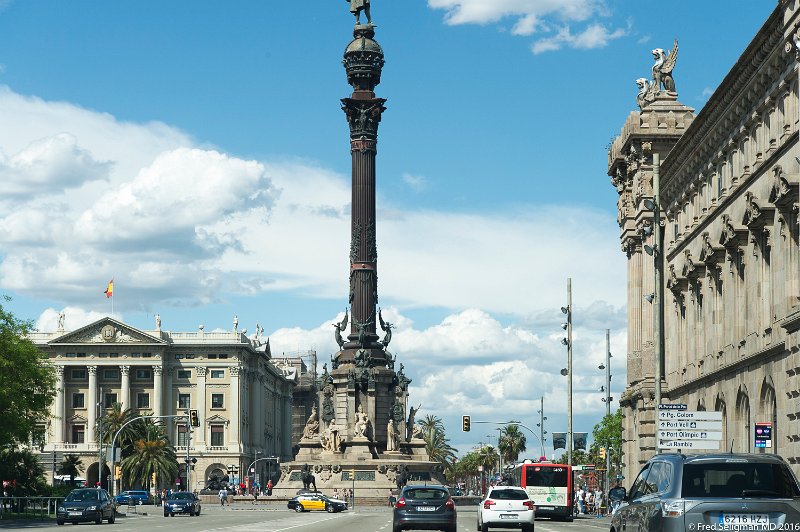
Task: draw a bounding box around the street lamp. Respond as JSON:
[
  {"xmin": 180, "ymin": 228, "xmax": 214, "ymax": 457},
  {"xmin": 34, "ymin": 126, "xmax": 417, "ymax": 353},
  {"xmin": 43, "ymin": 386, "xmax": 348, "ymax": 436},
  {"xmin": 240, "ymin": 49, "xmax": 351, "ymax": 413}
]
[
  {"xmin": 561, "ymin": 279, "xmax": 573, "ymax": 467},
  {"xmin": 644, "ymin": 156, "xmax": 664, "ymax": 412}
]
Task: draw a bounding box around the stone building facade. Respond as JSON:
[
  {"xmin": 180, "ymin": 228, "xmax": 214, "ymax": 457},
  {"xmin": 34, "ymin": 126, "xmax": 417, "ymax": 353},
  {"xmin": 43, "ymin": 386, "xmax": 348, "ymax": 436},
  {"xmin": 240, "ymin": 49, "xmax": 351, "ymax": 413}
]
[
  {"xmin": 30, "ymin": 316, "xmax": 295, "ymax": 493},
  {"xmin": 608, "ymin": 1, "xmax": 800, "ymax": 483}
]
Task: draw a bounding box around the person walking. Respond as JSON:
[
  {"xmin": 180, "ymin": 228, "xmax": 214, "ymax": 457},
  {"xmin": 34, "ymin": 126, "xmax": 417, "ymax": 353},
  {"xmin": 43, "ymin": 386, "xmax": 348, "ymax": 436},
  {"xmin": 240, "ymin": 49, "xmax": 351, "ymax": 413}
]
[{"xmin": 218, "ymin": 487, "xmax": 227, "ymax": 507}]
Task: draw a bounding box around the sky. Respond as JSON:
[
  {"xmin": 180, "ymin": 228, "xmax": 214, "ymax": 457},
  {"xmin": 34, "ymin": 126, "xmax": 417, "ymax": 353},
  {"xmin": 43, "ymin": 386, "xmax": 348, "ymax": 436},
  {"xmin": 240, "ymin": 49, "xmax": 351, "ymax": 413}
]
[{"xmin": 0, "ymin": 0, "xmax": 776, "ymax": 459}]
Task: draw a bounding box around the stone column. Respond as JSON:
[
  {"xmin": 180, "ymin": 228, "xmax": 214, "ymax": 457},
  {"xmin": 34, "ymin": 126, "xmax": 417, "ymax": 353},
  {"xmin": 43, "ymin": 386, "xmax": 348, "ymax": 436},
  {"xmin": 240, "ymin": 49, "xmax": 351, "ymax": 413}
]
[
  {"xmin": 229, "ymin": 366, "xmax": 240, "ymax": 447},
  {"xmin": 120, "ymin": 366, "xmax": 130, "ymax": 410},
  {"xmin": 196, "ymin": 367, "xmax": 207, "ymax": 445},
  {"xmin": 87, "ymin": 366, "xmax": 97, "ymax": 444},
  {"xmin": 54, "ymin": 366, "xmax": 65, "ymax": 444},
  {"xmin": 153, "ymin": 366, "xmax": 163, "ymax": 418},
  {"xmin": 165, "ymin": 368, "xmax": 174, "ymax": 443}
]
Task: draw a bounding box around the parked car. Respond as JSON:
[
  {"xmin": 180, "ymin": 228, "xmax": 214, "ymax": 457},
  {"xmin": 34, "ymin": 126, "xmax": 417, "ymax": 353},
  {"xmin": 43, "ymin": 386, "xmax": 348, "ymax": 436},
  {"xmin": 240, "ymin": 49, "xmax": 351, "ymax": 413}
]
[
  {"xmin": 477, "ymin": 485, "xmax": 535, "ymax": 532},
  {"xmin": 609, "ymin": 453, "xmax": 800, "ymax": 532},
  {"xmin": 56, "ymin": 488, "xmax": 116, "ymax": 525},
  {"xmin": 287, "ymin": 493, "xmax": 348, "ymax": 512},
  {"xmin": 163, "ymin": 491, "xmax": 201, "ymax": 517},
  {"xmin": 393, "ymin": 484, "xmax": 457, "ymax": 532},
  {"xmin": 114, "ymin": 490, "xmax": 151, "ymax": 506}
]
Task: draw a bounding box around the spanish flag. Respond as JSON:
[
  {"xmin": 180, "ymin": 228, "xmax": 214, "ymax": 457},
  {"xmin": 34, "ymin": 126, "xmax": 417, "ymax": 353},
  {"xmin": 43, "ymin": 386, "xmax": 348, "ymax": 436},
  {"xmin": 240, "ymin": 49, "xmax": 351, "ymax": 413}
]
[{"xmin": 104, "ymin": 279, "xmax": 113, "ymax": 298}]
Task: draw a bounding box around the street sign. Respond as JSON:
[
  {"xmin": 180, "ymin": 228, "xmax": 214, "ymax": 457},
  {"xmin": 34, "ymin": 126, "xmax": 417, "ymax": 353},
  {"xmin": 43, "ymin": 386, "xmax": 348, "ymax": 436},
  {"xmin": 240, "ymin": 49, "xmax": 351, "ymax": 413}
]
[
  {"xmin": 657, "ymin": 430, "xmax": 723, "ymax": 441},
  {"xmin": 755, "ymin": 422, "xmax": 772, "ymax": 448},
  {"xmin": 658, "ymin": 420, "xmax": 722, "ymax": 431},
  {"xmin": 658, "ymin": 410, "xmax": 723, "ymax": 421},
  {"xmin": 658, "ymin": 439, "xmax": 721, "ymax": 450},
  {"xmin": 658, "ymin": 403, "xmax": 688, "ymax": 410}
]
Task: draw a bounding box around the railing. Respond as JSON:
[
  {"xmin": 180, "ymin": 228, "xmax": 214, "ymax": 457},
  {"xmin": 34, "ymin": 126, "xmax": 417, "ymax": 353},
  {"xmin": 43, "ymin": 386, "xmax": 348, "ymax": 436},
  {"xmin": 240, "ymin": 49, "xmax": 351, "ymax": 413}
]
[{"xmin": 0, "ymin": 497, "xmax": 65, "ymax": 520}]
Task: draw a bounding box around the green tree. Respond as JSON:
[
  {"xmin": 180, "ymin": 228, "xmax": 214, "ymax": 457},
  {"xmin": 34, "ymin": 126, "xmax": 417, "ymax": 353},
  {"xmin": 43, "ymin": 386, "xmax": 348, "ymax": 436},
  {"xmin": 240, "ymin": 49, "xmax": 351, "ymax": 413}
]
[
  {"xmin": 57, "ymin": 454, "xmax": 84, "ymax": 485},
  {"xmin": 99, "ymin": 402, "xmax": 141, "ymax": 449},
  {"xmin": 477, "ymin": 445, "xmax": 499, "ymax": 474},
  {"xmin": 120, "ymin": 420, "xmax": 178, "ymax": 491},
  {"xmin": 497, "ymin": 424, "xmax": 527, "ymax": 464},
  {"xmin": 0, "ymin": 446, "xmax": 48, "ymax": 495},
  {"xmin": 0, "ymin": 296, "xmax": 57, "ymax": 446},
  {"xmin": 418, "ymin": 415, "xmax": 458, "ymax": 467}
]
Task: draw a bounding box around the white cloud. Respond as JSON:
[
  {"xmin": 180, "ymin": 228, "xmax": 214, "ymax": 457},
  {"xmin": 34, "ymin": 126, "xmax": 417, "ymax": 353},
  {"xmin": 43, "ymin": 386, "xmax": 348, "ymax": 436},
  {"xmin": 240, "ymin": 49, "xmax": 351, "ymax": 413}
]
[
  {"xmin": 401, "ymin": 172, "xmax": 428, "ymax": 192},
  {"xmin": 427, "ymin": 0, "xmax": 602, "ymax": 26},
  {"xmin": 531, "ymin": 23, "xmax": 627, "ymax": 54}
]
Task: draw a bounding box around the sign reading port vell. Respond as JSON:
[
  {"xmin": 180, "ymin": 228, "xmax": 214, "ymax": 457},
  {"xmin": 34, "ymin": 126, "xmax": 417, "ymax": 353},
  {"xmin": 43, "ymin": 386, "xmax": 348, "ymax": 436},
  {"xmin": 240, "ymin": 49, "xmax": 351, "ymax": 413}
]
[{"xmin": 657, "ymin": 404, "xmax": 723, "ymax": 450}]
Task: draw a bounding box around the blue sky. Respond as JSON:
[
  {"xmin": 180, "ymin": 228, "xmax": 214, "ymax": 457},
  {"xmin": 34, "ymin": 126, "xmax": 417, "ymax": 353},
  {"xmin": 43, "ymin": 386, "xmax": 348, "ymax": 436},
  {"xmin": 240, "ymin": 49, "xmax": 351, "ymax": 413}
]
[{"xmin": 0, "ymin": 0, "xmax": 775, "ymax": 458}]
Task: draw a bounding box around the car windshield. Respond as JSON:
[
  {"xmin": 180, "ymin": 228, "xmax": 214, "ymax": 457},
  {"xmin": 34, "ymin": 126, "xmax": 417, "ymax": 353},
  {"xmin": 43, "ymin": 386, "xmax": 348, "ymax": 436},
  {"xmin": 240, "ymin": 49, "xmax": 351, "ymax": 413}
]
[
  {"xmin": 404, "ymin": 488, "xmax": 446, "ymax": 500},
  {"xmin": 489, "ymin": 489, "xmax": 528, "ymax": 500},
  {"xmin": 682, "ymin": 462, "xmax": 800, "ymax": 498},
  {"xmin": 66, "ymin": 490, "xmax": 99, "ymax": 502},
  {"xmin": 170, "ymin": 493, "xmax": 192, "ymax": 500}
]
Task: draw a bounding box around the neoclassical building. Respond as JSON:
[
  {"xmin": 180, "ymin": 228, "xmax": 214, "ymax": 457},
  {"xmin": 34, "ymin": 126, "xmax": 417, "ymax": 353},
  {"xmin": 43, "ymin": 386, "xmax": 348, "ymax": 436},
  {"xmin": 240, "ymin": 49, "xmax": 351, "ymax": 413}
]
[
  {"xmin": 608, "ymin": 1, "xmax": 800, "ymax": 482},
  {"xmin": 29, "ymin": 316, "xmax": 296, "ymax": 492}
]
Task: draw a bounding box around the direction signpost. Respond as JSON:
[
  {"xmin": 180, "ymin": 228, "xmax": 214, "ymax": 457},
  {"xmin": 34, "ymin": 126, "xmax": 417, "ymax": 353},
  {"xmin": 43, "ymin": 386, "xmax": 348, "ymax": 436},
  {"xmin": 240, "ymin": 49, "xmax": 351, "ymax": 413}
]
[{"xmin": 657, "ymin": 404, "xmax": 723, "ymax": 451}]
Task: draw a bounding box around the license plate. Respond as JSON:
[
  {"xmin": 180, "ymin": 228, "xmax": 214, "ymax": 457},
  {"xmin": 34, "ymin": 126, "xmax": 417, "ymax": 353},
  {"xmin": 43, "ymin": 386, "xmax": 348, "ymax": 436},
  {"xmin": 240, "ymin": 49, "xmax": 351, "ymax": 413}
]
[
  {"xmin": 417, "ymin": 506, "xmax": 436, "ymax": 512},
  {"xmin": 719, "ymin": 513, "xmax": 769, "ymax": 525},
  {"xmin": 538, "ymin": 506, "xmax": 554, "ymax": 511},
  {"xmin": 500, "ymin": 514, "xmax": 518, "ymax": 519},
  {"xmin": 68, "ymin": 511, "xmax": 82, "ymax": 516}
]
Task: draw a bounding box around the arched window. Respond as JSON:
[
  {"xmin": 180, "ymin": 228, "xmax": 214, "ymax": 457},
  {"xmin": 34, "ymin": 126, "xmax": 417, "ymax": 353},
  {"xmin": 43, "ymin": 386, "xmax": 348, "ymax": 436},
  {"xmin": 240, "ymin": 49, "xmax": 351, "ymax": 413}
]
[
  {"xmin": 759, "ymin": 379, "xmax": 777, "ymax": 454},
  {"xmin": 715, "ymin": 394, "xmax": 727, "ymax": 451},
  {"xmin": 735, "ymin": 388, "xmax": 751, "ymax": 452}
]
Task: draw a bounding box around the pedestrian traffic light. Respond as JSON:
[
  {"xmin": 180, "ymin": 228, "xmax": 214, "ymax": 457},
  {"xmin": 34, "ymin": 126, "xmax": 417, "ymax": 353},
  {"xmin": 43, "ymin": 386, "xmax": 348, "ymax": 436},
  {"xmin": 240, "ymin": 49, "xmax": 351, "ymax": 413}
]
[
  {"xmin": 190, "ymin": 409, "xmax": 199, "ymax": 427},
  {"xmin": 462, "ymin": 415, "xmax": 471, "ymax": 432},
  {"xmin": 599, "ymin": 447, "xmax": 606, "ymax": 460}
]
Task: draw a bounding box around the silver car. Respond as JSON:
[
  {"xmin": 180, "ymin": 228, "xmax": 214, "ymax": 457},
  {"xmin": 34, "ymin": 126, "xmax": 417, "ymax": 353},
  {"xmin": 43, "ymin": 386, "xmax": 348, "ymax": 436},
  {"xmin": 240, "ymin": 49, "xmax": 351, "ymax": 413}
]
[{"xmin": 609, "ymin": 453, "xmax": 800, "ymax": 532}]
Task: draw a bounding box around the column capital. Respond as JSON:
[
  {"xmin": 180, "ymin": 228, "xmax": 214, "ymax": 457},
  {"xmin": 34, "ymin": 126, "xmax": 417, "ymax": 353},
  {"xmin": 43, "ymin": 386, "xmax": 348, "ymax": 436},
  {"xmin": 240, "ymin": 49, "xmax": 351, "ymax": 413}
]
[
  {"xmin": 87, "ymin": 365, "xmax": 98, "ymax": 375},
  {"xmin": 152, "ymin": 365, "xmax": 163, "ymax": 376},
  {"xmin": 230, "ymin": 366, "xmax": 241, "ymax": 377},
  {"xmin": 120, "ymin": 365, "xmax": 130, "ymax": 375},
  {"xmin": 196, "ymin": 367, "xmax": 207, "ymax": 378},
  {"xmin": 56, "ymin": 366, "xmax": 65, "ymax": 378}
]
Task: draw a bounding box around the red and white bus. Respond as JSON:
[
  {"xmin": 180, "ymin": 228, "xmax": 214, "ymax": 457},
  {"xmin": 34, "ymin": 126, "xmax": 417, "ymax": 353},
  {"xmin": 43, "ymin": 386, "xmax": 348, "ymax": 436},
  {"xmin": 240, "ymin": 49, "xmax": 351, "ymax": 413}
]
[{"xmin": 509, "ymin": 462, "xmax": 573, "ymax": 521}]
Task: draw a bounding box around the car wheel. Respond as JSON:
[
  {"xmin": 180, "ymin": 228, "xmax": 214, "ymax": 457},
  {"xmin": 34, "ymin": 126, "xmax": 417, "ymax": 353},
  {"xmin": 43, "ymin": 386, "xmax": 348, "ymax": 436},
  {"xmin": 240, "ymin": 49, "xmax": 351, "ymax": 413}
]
[
  {"xmin": 57, "ymin": 519, "xmax": 65, "ymax": 526},
  {"xmin": 522, "ymin": 525, "xmax": 533, "ymax": 532},
  {"xmin": 295, "ymin": 504, "xmax": 304, "ymax": 512},
  {"xmin": 392, "ymin": 525, "xmax": 403, "ymax": 532},
  {"xmin": 189, "ymin": 510, "xmax": 195, "ymax": 516},
  {"xmin": 481, "ymin": 524, "xmax": 489, "ymax": 532},
  {"xmin": 196, "ymin": 508, "xmax": 201, "ymax": 516},
  {"xmin": 108, "ymin": 512, "xmax": 115, "ymax": 524},
  {"xmin": 95, "ymin": 513, "xmax": 103, "ymax": 524},
  {"xmin": 326, "ymin": 504, "xmax": 334, "ymax": 513},
  {"xmin": 170, "ymin": 513, "xmax": 175, "ymax": 517},
  {"xmin": 164, "ymin": 512, "xmax": 169, "ymax": 518}
]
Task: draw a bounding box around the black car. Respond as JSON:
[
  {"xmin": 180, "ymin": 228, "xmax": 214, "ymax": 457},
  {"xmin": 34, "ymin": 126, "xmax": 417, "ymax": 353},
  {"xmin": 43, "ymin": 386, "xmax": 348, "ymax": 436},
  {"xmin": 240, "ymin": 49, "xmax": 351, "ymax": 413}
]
[
  {"xmin": 393, "ymin": 484, "xmax": 457, "ymax": 532},
  {"xmin": 609, "ymin": 453, "xmax": 800, "ymax": 532},
  {"xmin": 163, "ymin": 491, "xmax": 201, "ymax": 517},
  {"xmin": 57, "ymin": 488, "xmax": 116, "ymax": 525}
]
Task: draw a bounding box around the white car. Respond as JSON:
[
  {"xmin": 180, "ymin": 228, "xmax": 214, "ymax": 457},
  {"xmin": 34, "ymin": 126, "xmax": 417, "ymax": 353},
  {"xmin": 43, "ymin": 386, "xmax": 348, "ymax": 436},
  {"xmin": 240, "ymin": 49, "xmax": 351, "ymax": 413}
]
[{"xmin": 477, "ymin": 486, "xmax": 535, "ymax": 532}]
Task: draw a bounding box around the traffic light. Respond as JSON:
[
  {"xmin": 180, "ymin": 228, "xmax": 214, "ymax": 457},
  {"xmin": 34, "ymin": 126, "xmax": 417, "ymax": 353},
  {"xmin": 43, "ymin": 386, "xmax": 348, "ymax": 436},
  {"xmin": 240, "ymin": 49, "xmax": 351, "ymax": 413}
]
[
  {"xmin": 598, "ymin": 447, "xmax": 606, "ymax": 460},
  {"xmin": 462, "ymin": 415, "xmax": 471, "ymax": 432},
  {"xmin": 190, "ymin": 409, "xmax": 199, "ymax": 427}
]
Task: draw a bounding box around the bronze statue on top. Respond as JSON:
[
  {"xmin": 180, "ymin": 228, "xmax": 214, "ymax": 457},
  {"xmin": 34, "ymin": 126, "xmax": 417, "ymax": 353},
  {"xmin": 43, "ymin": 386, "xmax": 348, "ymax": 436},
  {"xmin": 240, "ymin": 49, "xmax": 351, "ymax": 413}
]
[{"xmin": 346, "ymin": 0, "xmax": 372, "ymax": 25}]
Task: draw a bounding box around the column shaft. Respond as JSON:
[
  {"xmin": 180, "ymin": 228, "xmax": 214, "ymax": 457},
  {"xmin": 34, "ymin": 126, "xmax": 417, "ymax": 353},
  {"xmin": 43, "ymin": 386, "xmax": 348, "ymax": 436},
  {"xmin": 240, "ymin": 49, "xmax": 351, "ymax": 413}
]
[
  {"xmin": 54, "ymin": 367, "xmax": 65, "ymax": 444},
  {"xmin": 87, "ymin": 366, "xmax": 97, "ymax": 444},
  {"xmin": 196, "ymin": 367, "xmax": 207, "ymax": 445},
  {"xmin": 120, "ymin": 366, "xmax": 130, "ymax": 410}
]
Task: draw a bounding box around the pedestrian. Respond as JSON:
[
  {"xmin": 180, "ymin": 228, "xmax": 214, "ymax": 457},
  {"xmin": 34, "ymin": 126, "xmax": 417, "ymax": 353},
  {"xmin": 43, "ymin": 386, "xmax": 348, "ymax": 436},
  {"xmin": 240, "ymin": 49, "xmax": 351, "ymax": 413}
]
[
  {"xmin": 595, "ymin": 489, "xmax": 603, "ymax": 517},
  {"xmin": 253, "ymin": 488, "xmax": 258, "ymax": 505},
  {"xmin": 333, "ymin": 488, "xmax": 339, "ymax": 500},
  {"xmin": 218, "ymin": 487, "xmax": 227, "ymax": 507},
  {"xmin": 577, "ymin": 486, "xmax": 585, "ymax": 514},
  {"xmin": 388, "ymin": 489, "xmax": 395, "ymax": 507},
  {"xmin": 156, "ymin": 489, "xmax": 161, "ymax": 507}
]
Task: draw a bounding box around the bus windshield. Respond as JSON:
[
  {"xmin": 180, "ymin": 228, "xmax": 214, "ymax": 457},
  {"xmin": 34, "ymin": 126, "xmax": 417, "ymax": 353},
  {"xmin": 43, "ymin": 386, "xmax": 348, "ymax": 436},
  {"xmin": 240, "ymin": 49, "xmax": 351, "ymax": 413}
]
[{"xmin": 526, "ymin": 466, "xmax": 569, "ymax": 487}]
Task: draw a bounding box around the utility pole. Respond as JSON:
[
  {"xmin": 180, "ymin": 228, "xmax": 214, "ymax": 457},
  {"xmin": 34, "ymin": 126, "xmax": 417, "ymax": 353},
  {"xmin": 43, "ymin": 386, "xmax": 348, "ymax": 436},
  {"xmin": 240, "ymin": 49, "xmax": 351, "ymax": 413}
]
[
  {"xmin": 604, "ymin": 330, "xmax": 611, "ymax": 499},
  {"xmin": 566, "ymin": 278, "xmax": 573, "ymax": 467},
  {"xmin": 537, "ymin": 397, "xmax": 546, "ymax": 460},
  {"xmin": 653, "ymin": 153, "xmax": 663, "ymax": 412},
  {"xmin": 98, "ymin": 387, "xmax": 103, "ymax": 489},
  {"xmin": 185, "ymin": 403, "xmax": 191, "ymax": 491}
]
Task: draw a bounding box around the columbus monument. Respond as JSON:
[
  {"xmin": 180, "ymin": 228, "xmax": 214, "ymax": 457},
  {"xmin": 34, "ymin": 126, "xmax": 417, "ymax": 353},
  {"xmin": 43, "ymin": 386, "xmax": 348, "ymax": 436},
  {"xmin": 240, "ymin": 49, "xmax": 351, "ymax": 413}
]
[{"xmin": 276, "ymin": 2, "xmax": 445, "ymax": 495}]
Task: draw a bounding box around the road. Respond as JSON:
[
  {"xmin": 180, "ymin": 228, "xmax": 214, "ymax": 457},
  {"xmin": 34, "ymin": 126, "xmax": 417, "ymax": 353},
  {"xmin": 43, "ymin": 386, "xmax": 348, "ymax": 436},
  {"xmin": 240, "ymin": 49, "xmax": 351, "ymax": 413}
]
[{"xmin": 0, "ymin": 505, "xmax": 612, "ymax": 531}]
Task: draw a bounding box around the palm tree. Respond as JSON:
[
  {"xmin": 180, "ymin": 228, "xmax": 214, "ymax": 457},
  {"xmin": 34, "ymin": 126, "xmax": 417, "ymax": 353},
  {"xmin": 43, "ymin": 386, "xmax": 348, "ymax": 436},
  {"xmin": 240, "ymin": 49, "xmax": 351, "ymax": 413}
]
[
  {"xmin": 477, "ymin": 445, "xmax": 499, "ymax": 474},
  {"xmin": 99, "ymin": 402, "xmax": 140, "ymax": 448},
  {"xmin": 121, "ymin": 420, "xmax": 178, "ymax": 491},
  {"xmin": 417, "ymin": 415, "xmax": 458, "ymax": 466},
  {"xmin": 498, "ymin": 424, "xmax": 527, "ymax": 464},
  {"xmin": 57, "ymin": 454, "xmax": 84, "ymax": 484}
]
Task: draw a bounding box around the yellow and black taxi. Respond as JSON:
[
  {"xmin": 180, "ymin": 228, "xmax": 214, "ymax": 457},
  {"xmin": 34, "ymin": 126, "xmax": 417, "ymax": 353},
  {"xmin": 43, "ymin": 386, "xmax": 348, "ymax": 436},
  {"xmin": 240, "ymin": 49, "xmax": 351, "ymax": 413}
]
[
  {"xmin": 287, "ymin": 493, "xmax": 348, "ymax": 513},
  {"xmin": 57, "ymin": 488, "xmax": 116, "ymax": 525}
]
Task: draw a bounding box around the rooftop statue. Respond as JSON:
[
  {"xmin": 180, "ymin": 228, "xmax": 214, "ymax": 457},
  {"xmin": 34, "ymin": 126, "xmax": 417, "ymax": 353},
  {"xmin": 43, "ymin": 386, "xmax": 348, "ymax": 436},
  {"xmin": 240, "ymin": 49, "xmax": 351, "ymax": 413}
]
[
  {"xmin": 346, "ymin": 0, "xmax": 371, "ymax": 26},
  {"xmin": 636, "ymin": 39, "xmax": 678, "ymax": 110}
]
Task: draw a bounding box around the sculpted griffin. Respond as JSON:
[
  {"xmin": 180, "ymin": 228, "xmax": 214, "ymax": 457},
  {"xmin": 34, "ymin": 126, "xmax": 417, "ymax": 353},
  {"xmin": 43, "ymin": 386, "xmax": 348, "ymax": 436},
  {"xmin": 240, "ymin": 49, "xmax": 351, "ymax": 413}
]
[{"xmin": 636, "ymin": 39, "xmax": 678, "ymax": 110}]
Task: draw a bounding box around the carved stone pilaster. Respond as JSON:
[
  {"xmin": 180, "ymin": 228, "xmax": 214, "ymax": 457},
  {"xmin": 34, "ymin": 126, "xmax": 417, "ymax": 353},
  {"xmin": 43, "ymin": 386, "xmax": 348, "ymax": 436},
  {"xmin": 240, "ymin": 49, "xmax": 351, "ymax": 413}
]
[{"xmin": 196, "ymin": 366, "xmax": 207, "ymax": 378}]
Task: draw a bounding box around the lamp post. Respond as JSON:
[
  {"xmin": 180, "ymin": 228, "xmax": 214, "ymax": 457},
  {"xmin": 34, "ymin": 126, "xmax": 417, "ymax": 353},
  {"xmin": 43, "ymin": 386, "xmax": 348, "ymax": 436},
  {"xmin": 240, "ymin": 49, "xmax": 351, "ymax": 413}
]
[
  {"xmin": 109, "ymin": 414, "xmax": 187, "ymax": 497},
  {"xmin": 644, "ymin": 154, "xmax": 664, "ymax": 413},
  {"xmin": 598, "ymin": 329, "xmax": 612, "ymax": 500},
  {"xmin": 97, "ymin": 387, "xmax": 103, "ymax": 489},
  {"xmin": 536, "ymin": 397, "xmax": 547, "ymax": 460},
  {"xmin": 561, "ymin": 278, "xmax": 574, "ymax": 466}
]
